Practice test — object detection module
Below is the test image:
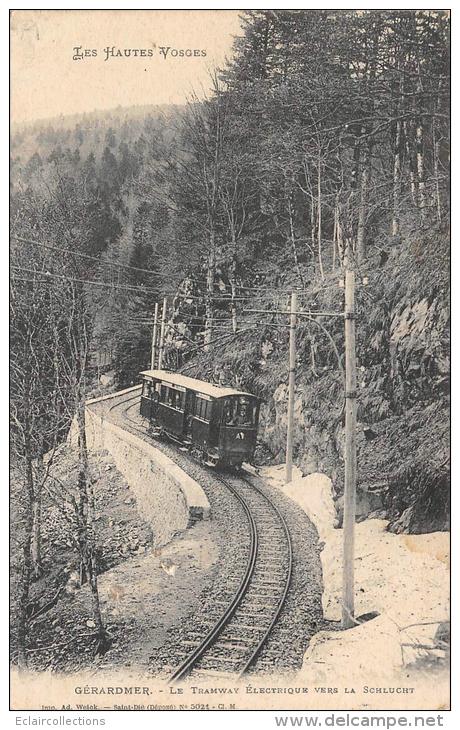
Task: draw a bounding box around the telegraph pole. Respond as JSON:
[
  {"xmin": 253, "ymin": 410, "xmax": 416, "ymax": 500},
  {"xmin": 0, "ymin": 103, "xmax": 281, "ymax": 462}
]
[
  {"xmin": 158, "ymin": 297, "xmax": 167, "ymax": 370},
  {"xmin": 150, "ymin": 302, "xmax": 159, "ymax": 370},
  {"xmin": 286, "ymin": 291, "xmax": 297, "ymax": 484},
  {"xmin": 342, "ymin": 268, "xmax": 357, "ymax": 628}
]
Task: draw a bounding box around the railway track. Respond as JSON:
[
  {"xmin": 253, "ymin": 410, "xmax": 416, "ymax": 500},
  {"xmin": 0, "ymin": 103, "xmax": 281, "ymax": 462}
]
[{"xmin": 102, "ymin": 391, "xmax": 293, "ymax": 681}]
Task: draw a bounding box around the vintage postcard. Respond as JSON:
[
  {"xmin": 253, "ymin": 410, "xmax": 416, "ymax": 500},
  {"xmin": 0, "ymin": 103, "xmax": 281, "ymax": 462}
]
[{"xmin": 10, "ymin": 9, "xmax": 450, "ymax": 713}]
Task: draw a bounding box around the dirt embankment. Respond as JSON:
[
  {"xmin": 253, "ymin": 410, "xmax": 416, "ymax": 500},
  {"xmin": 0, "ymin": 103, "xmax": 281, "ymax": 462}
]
[{"xmin": 10, "ymin": 446, "xmax": 220, "ymax": 673}]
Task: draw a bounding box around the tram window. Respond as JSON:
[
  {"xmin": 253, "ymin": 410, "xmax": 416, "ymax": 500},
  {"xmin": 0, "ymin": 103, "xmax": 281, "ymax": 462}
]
[
  {"xmin": 223, "ymin": 400, "xmax": 234, "ymax": 425},
  {"xmin": 195, "ymin": 396, "xmax": 210, "ymax": 421},
  {"xmin": 160, "ymin": 385, "xmax": 168, "ymax": 402},
  {"xmin": 174, "ymin": 390, "xmax": 184, "ymax": 410},
  {"xmin": 223, "ymin": 397, "xmax": 255, "ymax": 426},
  {"xmin": 237, "ymin": 400, "xmax": 253, "ymax": 426},
  {"xmin": 142, "ymin": 380, "xmax": 152, "ymax": 397}
]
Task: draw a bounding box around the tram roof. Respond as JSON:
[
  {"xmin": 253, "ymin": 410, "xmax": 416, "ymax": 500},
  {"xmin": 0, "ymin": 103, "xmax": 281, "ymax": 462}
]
[{"xmin": 139, "ymin": 370, "xmax": 256, "ymax": 400}]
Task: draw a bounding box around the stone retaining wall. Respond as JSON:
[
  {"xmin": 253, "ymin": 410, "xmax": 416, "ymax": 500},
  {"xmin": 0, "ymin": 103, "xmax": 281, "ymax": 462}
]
[{"xmin": 76, "ymin": 403, "xmax": 210, "ymax": 547}]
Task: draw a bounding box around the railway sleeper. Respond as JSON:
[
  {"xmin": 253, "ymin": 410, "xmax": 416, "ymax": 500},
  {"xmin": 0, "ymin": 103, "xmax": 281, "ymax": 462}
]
[
  {"xmin": 248, "ymin": 582, "xmax": 287, "ymax": 592},
  {"xmin": 242, "ymin": 595, "xmax": 282, "ymax": 605},
  {"xmin": 257, "ymin": 540, "xmax": 289, "ymax": 549},
  {"xmin": 246, "ymin": 590, "xmax": 286, "ymax": 600},
  {"xmin": 247, "ymin": 573, "xmax": 286, "ymax": 585},
  {"xmin": 190, "ymin": 669, "xmax": 239, "ymax": 680},
  {"xmin": 212, "ymin": 641, "xmax": 254, "ymax": 653},
  {"xmin": 199, "ymin": 654, "xmax": 245, "ymax": 666},
  {"xmin": 217, "ymin": 634, "xmax": 257, "ymax": 645},
  {"xmin": 235, "ymin": 603, "xmax": 273, "ymax": 622},
  {"xmin": 252, "ymin": 569, "xmax": 288, "ymax": 579},
  {"xmin": 239, "ymin": 594, "xmax": 282, "ymax": 605},
  {"xmin": 223, "ymin": 627, "xmax": 265, "ymax": 637}
]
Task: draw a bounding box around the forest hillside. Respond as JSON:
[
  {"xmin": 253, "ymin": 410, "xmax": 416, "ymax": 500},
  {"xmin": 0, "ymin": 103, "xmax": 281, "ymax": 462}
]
[{"xmin": 11, "ymin": 10, "xmax": 450, "ymax": 540}]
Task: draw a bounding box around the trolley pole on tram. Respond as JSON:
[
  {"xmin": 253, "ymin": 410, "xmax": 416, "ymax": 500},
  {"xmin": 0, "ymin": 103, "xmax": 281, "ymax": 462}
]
[
  {"xmin": 158, "ymin": 297, "xmax": 167, "ymax": 370},
  {"xmin": 285, "ymin": 291, "xmax": 297, "ymax": 484},
  {"xmin": 151, "ymin": 302, "xmax": 159, "ymax": 369},
  {"xmin": 342, "ymin": 268, "xmax": 357, "ymax": 629}
]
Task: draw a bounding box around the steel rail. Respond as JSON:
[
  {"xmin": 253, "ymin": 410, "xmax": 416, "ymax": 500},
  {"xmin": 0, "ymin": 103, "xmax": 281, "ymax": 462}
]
[
  {"xmin": 236, "ymin": 474, "xmax": 293, "ymax": 676},
  {"xmin": 105, "ymin": 391, "xmax": 143, "ymax": 415},
  {"xmin": 168, "ymin": 476, "xmax": 258, "ymax": 683},
  {"xmin": 103, "ymin": 390, "xmax": 293, "ymax": 681}
]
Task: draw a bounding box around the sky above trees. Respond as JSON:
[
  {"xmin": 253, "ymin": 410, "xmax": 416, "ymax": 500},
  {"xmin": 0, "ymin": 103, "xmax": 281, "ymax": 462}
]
[{"xmin": 11, "ymin": 9, "xmax": 243, "ymax": 123}]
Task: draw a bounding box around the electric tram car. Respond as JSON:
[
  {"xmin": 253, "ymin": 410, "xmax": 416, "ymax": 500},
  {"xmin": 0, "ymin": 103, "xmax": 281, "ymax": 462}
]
[{"xmin": 139, "ymin": 369, "xmax": 260, "ymax": 468}]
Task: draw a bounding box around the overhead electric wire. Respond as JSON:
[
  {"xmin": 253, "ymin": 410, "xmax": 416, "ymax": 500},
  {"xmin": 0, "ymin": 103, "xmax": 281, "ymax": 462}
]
[
  {"xmin": 12, "ymin": 235, "xmax": 159, "ymax": 278},
  {"xmin": 12, "ymin": 267, "xmax": 288, "ymax": 303},
  {"xmin": 12, "ymin": 239, "xmax": 294, "ymax": 296},
  {"xmin": 11, "ymin": 265, "xmax": 185, "ymax": 299},
  {"xmin": 11, "ymin": 267, "xmax": 160, "ymax": 295},
  {"xmin": 179, "ymin": 326, "xmax": 258, "ymax": 365},
  {"xmin": 12, "ymin": 236, "xmax": 345, "ymax": 301},
  {"xmin": 174, "ymin": 276, "xmax": 342, "ymax": 296},
  {"xmin": 13, "ymin": 235, "xmax": 330, "ymax": 297},
  {"xmin": 242, "ymin": 307, "xmax": 343, "ymax": 318}
]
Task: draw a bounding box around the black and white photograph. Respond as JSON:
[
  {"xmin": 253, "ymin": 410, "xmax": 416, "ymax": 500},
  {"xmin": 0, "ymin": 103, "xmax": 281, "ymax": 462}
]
[{"xmin": 9, "ymin": 8, "xmax": 450, "ymax": 714}]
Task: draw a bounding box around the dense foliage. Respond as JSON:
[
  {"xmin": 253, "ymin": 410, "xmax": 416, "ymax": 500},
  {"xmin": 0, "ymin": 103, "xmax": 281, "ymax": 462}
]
[{"xmin": 11, "ymin": 10, "xmax": 449, "ymax": 536}]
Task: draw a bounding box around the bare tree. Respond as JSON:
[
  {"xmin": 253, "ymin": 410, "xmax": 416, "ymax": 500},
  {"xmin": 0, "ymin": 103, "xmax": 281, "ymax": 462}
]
[
  {"xmin": 10, "ymin": 263, "xmax": 66, "ymax": 666},
  {"xmin": 181, "ymin": 76, "xmax": 229, "ymax": 350}
]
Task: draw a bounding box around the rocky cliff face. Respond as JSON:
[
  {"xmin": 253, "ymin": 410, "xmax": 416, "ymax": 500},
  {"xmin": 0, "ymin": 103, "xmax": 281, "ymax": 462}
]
[{"xmin": 168, "ymin": 227, "xmax": 450, "ymax": 534}]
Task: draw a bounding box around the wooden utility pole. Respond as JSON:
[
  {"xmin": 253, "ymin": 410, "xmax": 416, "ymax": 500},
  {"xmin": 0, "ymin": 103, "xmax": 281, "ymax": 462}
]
[
  {"xmin": 342, "ymin": 268, "xmax": 357, "ymax": 628},
  {"xmin": 150, "ymin": 302, "xmax": 159, "ymax": 370},
  {"xmin": 158, "ymin": 297, "xmax": 167, "ymax": 371},
  {"xmin": 286, "ymin": 291, "xmax": 297, "ymax": 484}
]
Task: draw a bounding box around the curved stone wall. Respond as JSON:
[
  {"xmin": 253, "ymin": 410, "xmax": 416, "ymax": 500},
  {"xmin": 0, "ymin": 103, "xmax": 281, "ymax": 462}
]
[{"xmin": 81, "ymin": 404, "xmax": 210, "ymax": 547}]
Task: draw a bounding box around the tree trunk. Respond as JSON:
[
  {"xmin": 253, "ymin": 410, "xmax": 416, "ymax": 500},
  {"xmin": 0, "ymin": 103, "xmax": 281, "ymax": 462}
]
[
  {"xmin": 17, "ymin": 455, "xmax": 34, "ymax": 669},
  {"xmin": 204, "ymin": 80, "xmax": 222, "ymax": 351},
  {"xmin": 31, "ymin": 495, "xmax": 42, "ymax": 579},
  {"xmin": 416, "ymin": 74, "xmax": 426, "ymax": 220},
  {"xmin": 392, "ymin": 117, "xmax": 402, "ymax": 236},
  {"xmin": 404, "ymin": 119, "xmax": 418, "ymax": 206},
  {"xmin": 332, "ymin": 204, "xmax": 338, "ymax": 271},
  {"xmin": 230, "ymin": 231, "xmax": 238, "ymax": 334},
  {"xmin": 336, "ymin": 205, "xmax": 344, "ymax": 266},
  {"xmin": 74, "ymin": 364, "xmax": 106, "ymax": 646},
  {"xmin": 310, "ymin": 198, "xmax": 316, "ymax": 261},
  {"xmin": 357, "ymin": 141, "xmax": 371, "ymax": 261},
  {"xmin": 347, "ymin": 129, "xmax": 362, "ymax": 265},
  {"xmin": 30, "ymin": 455, "xmax": 45, "ymax": 579},
  {"xmin": 416, "ymin": 119, "xmax": 426, "ymax": 218},
  {"xmin": 76, "ymin": 528, "xmax": 108, "ymax": 653},
  {"xmin": 433, "ymin": 79, "xmax": 443, "ymax": 223},
  {"xmin": 433, "ymin": 121, "xmax": 441, "ymax": 224},
  {"xmin": 351, "ymin": 130, "xmax": 361, "ymax": 192},
  {"xmin": 317, "ymin": 156, "xmax": 324, "ymax": 279},
  {"xmin": 81, "ymin": 546, "xmax": 106, "ymax": 645},
  {"xmin": 76, "ymin": 389, "xmax": 89, "ymax": 521},
  {"xmin": 88, "ymin": 552, "xmax": 105, "ymax": 639},
  {"xmin": 288, "ymin": 198, "xmax": 304, "ymax": 286},
  {"xmin": 204, "ymin": 237, "xmax": 215, "ymax": 350}
]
